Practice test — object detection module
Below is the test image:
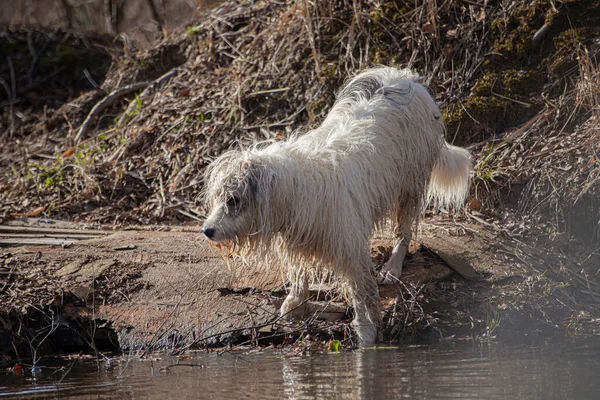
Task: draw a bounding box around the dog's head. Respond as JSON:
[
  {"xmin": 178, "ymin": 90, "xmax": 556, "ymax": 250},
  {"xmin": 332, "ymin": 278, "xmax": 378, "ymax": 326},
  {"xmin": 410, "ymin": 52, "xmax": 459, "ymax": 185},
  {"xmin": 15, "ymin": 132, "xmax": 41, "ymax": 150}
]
[{"xmin": 202, "ymin": 151, "xmax": 274, "ymax": 244}]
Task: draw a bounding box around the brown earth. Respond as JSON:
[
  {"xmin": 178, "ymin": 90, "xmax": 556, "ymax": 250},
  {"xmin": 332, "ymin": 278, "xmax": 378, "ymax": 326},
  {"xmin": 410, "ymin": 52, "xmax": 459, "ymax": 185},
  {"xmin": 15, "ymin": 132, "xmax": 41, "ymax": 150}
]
[{"xmin": 2, "ymin": 213, "xmax": 595, "ymax": 358}]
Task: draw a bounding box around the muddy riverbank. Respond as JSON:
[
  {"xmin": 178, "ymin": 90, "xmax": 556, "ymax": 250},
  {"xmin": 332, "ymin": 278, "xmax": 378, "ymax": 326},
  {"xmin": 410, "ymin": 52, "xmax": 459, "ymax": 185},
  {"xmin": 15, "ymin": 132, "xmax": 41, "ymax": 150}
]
[{"xmin": 2, "ymin": 214, "xmax": 597, "ymax": 362}]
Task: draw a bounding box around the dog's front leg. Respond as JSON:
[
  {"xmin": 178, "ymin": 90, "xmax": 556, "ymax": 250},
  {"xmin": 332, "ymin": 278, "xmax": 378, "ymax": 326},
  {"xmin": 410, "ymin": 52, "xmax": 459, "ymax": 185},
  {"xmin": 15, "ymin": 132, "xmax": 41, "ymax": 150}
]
[
  {"xmin": 346, "ymin": 258, "xmax": 382, "ymax": 344},
  {"xmin": 280, "ymin": 267, "xmax": 309, "ymax": 319}
]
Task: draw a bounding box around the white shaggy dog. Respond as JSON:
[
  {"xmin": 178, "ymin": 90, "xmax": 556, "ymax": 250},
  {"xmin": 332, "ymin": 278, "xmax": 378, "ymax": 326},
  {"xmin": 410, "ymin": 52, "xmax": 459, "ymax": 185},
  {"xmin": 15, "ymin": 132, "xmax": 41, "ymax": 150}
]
[{"xmin": 202, "ymin": 67, "xmax": 471, "ymax": 344}]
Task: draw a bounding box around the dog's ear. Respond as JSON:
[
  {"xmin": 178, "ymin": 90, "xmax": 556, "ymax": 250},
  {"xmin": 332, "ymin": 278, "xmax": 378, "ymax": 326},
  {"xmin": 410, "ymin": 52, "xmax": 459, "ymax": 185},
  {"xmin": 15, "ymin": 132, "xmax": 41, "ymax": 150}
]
[{"xmin": 247, "ymin": 162, "xmax": 275, "ymax": 201}]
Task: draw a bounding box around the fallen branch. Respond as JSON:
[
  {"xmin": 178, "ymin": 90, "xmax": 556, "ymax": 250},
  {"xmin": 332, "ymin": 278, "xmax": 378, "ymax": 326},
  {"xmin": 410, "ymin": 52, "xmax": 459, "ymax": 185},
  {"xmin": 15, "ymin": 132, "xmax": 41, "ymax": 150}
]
[
  {"xmin": 74, "ymin": 81, "xmax": 150, "ymax": 142},
  {"xmin": 0, "ymin": 225, "xmax": 109, "ymax": 236},
  {"xmin": 159, "ymin": 363, "xmax": 206, "ymax": 372},
  {"xmin": 0, "ymin": 233, "xmax": 102, "ymax": 240},
  {"xmin": 116, "ymin": 68, "xmax": 181, "ymax": 126},
  {"xmin": 0, "ymin": 238, "xmax": 75, "ymax": 246},
  {"xmin": 9, "ymin": 206, "xmax": 46, "ymax": 218}
]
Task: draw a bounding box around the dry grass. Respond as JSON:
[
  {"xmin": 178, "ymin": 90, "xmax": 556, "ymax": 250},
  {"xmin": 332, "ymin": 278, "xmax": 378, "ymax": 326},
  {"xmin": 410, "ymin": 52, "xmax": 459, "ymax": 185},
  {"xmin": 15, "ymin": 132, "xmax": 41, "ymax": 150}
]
[{"xmin": 0, "ymin": 0, "xmax": 497, "ymax": 224}]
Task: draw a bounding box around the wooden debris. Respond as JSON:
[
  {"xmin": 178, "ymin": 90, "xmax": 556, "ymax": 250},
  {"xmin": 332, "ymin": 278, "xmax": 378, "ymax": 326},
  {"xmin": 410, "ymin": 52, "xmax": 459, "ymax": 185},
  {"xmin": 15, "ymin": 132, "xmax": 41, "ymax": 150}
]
[
  {"xmin": 0, "ymin": 225, "xmax": 110, "ymax": 247},
  {"xmin": 306, "ymin": 301, "xmax": 346, "ymax": 321},
  {"xmin": 112, "ymin": 244, "xmax": 137, "ymax": 251},
  {"xmin": 419, "ymin": 238, "xmax": 481, "ymax": 281},
  {"xmin": 75, "ymin": 259, "xmax": 115, "ymax": 281},
  {"xmin": 0, "ymin": 238, "xmax": 74, "ymax": 247},
  {"xmin": 9, "ymin": 207, "xmax": 46, "ymax": 217},
  {"xmin": 56, "ymin": 260, "xmax": 85, "ymax": 277},
  {"xmin": 74, "ymin": 81, "xmax": 150, "ymax": 142},
  {"xmin": 1, "ymin": 233, "xmax": 102, "ymax": 240},
  {"xmin": 379, "ymin": 264, "xmax": 453, "ymax": 298},
  {"xmin": 0, "ymin": 225, "xmax": 108, "ymax": 236}
]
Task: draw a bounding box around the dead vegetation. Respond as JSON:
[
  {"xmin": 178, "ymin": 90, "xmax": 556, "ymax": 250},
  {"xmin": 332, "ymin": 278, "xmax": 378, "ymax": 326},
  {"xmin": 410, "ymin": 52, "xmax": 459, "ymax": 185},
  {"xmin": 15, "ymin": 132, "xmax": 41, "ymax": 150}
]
[
  {"xmin": 1, "ymin": 0, "xmax": 598, "ymax": 223},
  {"xmin": 0, "ymin": 0, "xmax": 525, "ymax": 223},
  {"xmin": 1, "ymin": 0, "xmax": 600, "ymax": 351}
]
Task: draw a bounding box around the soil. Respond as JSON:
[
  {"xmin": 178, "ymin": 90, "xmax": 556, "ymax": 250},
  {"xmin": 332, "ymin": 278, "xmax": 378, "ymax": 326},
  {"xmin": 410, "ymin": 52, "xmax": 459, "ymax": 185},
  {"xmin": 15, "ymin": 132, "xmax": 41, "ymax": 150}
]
[{"xmin": 2, "ymin": 214, "xmax": 596, "ymax": 359}]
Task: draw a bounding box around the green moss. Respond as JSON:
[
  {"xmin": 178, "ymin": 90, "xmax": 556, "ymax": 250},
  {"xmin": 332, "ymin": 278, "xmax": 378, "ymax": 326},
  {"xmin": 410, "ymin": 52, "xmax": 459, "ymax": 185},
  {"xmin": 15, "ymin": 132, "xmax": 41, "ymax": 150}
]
[
  {"xmin": 554, "ymin": 28, "xmax": 589, "ymax": 49},
  {"xmin": 370, "ymin": 48, "xmax": 403, "ymax": 66},
  {"xmin": 443, "ymin": 96, "xmax": 506, "ymax": 138},
  {"xmin": 488, "ymin": 0, "xmax": 600, "ymax": 72},
  {"xmin": 0, "ymin": 40, "xmax": 21, "ymax": 54},
  {"xmin": 548, "ymin": 28, "xmax": 591, "ymax": 76},
  {"xmin": 444, "ymin": 68, "xmax": 542, "ymax": 137},
  {"xmin": 39, "ymin": 43, "xmax": 82, "ymax": 68},
  {"xmin": 187, "ymin": 25, "xmax": 203, "ymax": 36},
  {"xmin": 31, "ymin": 162, "xmax": 65, "ymax": 189},
  {"xmin": 488, "ymin": 2, "xmax": 547, "ymax": 69},
  {"xmin": 475, "ymin": 70, "xmax": 543, "ymax": 98},
  {"xmin": 449, "ymin": 0, "xmax": 600, "ymax": 142},
  {"xmin": 367, "ymin": 0, "xmax": 414, "ymax": 66},
  {"xmin": 370, "ymin": 0, "xmax": 413, "ymax": 25}
]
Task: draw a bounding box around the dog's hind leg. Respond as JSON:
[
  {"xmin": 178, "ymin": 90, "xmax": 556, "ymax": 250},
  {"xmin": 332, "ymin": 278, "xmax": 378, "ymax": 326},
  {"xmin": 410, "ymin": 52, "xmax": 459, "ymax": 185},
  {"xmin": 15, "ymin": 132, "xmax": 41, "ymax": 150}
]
[
  {"xmin": 280, "ymin": 267, "xmax": 309, "ymax": 319},
  {"xmin": 379, "ymin": 199, "xmax": 417, "ymax": 284}
]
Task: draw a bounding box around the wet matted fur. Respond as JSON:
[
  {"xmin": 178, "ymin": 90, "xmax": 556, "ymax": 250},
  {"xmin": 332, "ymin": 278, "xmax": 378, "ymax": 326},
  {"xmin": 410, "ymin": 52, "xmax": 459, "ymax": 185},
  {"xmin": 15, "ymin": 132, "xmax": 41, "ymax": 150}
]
[{"xmin": 202, "ymin": 66, "xmax": 472, "ymax": 344}]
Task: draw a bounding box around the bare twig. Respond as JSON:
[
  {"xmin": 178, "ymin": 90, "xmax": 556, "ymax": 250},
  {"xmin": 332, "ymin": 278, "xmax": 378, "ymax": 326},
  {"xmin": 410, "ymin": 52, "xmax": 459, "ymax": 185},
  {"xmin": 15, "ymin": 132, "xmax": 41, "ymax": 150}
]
[
  {"xmin": 117, "ymin": 68, "xmax": 181, "ymax": 126},
  {"xmin": 75, "ymin": 81, "xmax": 150, "ymax": 142},
  {"xmin": 173, "ymin": 296, "xmax": 312, "ymax": 355}
]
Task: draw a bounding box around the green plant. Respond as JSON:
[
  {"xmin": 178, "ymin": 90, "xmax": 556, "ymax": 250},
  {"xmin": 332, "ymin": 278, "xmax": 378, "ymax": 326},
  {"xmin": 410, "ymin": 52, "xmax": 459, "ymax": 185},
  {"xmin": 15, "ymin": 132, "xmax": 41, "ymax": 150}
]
[
  {"xmin": 126, "ymin": 95, "xmax": 143, "ymax": 118},
  {"xmin": 485, "ymin": 301, "xmax": 503, "ymax": 337},
  {"xmin": 31, "ymin": 161, "xmax": 65, "ymax": 189},
  {"xmin": 474, "ymin": 142, "xmax": 507, "ymax": 197},
  {"xmin": 187, "ymin": 25, "xmax": 203, "ymax": 36},
  {"xmin": 327, "ymin": 339, "xmax": 342, "ymax": 352}
]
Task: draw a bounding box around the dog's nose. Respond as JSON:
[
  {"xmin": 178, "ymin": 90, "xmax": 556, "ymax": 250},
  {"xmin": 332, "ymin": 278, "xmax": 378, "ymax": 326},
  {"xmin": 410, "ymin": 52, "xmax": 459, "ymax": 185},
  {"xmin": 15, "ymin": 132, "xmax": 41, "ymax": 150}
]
[{"xmin": 202, "ymin": 227, "xmax": 215, "ymax": 240}]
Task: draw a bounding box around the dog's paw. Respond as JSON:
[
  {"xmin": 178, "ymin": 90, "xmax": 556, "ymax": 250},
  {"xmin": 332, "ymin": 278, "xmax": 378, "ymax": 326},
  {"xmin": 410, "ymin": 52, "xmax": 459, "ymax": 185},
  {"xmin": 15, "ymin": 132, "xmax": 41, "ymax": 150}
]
[
  {"xmin": 377, "ymin": 270, "xmax": 401, "ymax": 284},
  {"xmin": 378, "ymin": 246, "xmax": 405, "ymax": 284},
  {"xmin": 352, "ymin": 318, "xmax": 379, "ymax": 344},
  {"xmin": 378, "ymin": 262, "xmax": 402, "ymax": 284},
  {"xmin": 279, "ymin": 293, "xmax": 308, "ymax": 319}
]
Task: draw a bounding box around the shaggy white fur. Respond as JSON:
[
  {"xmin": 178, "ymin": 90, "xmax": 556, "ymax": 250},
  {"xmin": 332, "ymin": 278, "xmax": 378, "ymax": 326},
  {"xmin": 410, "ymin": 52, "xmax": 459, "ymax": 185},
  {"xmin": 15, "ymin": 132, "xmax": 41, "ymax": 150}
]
[{"xmin": 202, "ymin": 66, "xmax": 472, "ymax": 344}]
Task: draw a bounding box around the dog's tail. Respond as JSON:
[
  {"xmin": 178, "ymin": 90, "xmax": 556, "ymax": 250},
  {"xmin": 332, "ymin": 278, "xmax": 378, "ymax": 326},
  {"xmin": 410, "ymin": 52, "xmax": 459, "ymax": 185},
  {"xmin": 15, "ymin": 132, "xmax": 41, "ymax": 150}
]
[{"xmin": 427, "ymin": 142, "xmax": 472, "ymax": 210}]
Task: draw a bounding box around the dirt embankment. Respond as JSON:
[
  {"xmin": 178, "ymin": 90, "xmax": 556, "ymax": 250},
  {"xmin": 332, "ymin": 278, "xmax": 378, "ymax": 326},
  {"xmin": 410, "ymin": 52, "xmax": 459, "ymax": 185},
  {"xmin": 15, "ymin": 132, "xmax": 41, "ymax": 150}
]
[
  {"xmin": 1, "ymin": 0, "xmax": 600, "ymax": 358},
  {"xmin": 2, "ymin": 215, "xmax": 583, "ymax": 358}
]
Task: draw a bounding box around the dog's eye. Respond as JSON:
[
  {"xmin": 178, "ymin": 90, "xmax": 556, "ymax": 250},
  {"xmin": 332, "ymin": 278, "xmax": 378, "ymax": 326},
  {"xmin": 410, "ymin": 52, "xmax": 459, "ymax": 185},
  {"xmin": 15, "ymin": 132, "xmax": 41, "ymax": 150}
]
[{"xmin": 226, "ymin": 196, "xmax": 241, "ymax": 208}]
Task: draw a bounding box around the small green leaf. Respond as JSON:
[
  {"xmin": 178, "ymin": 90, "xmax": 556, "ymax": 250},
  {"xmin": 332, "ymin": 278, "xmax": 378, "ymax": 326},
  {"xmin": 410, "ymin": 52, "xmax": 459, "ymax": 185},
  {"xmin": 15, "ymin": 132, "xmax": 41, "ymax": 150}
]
[{"xmin": 328, "ymin": 340, "xmax": 342, "ymax": 353}]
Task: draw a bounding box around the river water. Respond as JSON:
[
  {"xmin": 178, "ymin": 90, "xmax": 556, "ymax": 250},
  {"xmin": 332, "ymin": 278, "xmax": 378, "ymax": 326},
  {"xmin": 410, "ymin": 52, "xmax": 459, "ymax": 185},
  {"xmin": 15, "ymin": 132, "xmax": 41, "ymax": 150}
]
[{"xmin": 2, "ymin": 337, "xmax": 600, "ymax": 399}]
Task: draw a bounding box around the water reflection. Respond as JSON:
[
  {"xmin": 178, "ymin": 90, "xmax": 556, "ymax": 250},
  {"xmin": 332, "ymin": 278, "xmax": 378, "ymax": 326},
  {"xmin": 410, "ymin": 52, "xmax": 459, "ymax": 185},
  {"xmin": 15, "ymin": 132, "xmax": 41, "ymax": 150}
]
[
  {"xmin": 278, "ymin": 340, "xmax": 600, "ymax": 399},
  {"xmin": 2, "ymin": 338, "xmax": 600, "ymax": 399}
]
